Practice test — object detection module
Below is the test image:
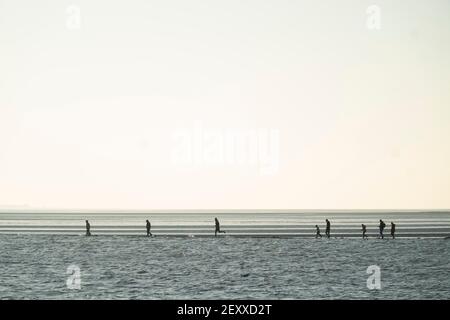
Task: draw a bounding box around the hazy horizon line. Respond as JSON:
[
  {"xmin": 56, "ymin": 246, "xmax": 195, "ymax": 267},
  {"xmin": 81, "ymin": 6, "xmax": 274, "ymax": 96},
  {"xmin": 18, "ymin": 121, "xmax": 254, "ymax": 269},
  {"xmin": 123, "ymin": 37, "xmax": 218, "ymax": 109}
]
[{"xmin": 1, "ymin": 208, "xmax": 450, "ymax": 214}]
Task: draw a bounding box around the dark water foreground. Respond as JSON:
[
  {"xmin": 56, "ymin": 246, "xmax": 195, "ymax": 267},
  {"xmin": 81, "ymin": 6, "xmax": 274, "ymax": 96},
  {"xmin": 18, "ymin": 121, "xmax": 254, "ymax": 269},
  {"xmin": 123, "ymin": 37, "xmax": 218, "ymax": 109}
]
[{"xmin": 0, "ymin": 235, "xmax": 449, "ymax": 299}]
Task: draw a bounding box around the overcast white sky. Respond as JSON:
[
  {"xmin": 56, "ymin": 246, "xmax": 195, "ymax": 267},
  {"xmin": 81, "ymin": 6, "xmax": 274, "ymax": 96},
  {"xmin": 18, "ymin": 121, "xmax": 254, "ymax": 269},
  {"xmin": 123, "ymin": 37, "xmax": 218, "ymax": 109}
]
[{"xmin": 1, "ymin": 0, "xmax": 449, "ymax": 210}]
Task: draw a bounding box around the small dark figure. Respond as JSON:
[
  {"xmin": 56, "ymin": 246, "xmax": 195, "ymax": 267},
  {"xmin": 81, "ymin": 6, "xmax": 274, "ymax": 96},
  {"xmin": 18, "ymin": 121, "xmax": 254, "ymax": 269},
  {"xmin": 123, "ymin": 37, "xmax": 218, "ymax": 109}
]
[
  {"xmin": 379, "ymin": 219, "xmax": 386, "ymax": 239},
  {"xmin": 85, "ymin": 220, "xmax": 91, "ymax": 236},
  {"xmin": 325, "ymin": 219, "xmax": 331, "ymax": 238},
  {"xmin": 315, "ymin": 225, "xmax": 322, "ymax": 238},
  {"xmin": 215, "ymin": 217, "xmax": 226, "ymax": 237},
  {"xmin": 146, "ymin": 220, "xmax": 152, "ymax": 237},
  {"xmin": 362, "ymin": 224, "xmax": 368, "ymax": 239},
  {"xmin": 391, "ymin": 222, "xmax": 396, "ymax": 239}
]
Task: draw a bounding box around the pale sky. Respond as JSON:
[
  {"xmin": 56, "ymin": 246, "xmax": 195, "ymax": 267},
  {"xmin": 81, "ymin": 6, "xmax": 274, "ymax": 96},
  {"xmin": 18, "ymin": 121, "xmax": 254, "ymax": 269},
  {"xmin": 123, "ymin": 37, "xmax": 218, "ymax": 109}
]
[{"xmin": 1, "ymin": 0, "xmax": 449, "ymax": 210}]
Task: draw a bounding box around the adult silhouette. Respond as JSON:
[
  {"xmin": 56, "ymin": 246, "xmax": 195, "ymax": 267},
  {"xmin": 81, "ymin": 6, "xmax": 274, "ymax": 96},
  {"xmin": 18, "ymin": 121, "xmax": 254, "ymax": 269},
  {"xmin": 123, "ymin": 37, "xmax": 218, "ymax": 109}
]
[
  {"xmin": 215, "ymin": 218, "xmax": 226, "ymax": 237},
  {"xmin": 146, "ymin": 220, "xmax": 152, "ymax": 237},
  {"xmin": 325, "ymin": 219, "xmax": 331, "ymax": 238},
  {"xmin": 379, "ymin": 219, "xmax": 386, "ymax": 239},
  {"xmin": 390, "ymin": 222, "xmax": 396, "ymax": 239},
  {"xmin": 362, "ymin": 224, "xmax": 368, "ymax": 239},
  {"xmin": 85, "ymin": 220, "xmax": 91, "ymax": 236}
]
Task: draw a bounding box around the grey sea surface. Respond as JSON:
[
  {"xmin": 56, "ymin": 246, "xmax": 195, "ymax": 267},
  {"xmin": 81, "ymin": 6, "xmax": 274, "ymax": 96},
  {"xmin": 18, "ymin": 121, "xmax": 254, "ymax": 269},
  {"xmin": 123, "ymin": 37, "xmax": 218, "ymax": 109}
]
[{"xmin": 0, "ymin": 211, "xmax": 449, "ymax": 299}]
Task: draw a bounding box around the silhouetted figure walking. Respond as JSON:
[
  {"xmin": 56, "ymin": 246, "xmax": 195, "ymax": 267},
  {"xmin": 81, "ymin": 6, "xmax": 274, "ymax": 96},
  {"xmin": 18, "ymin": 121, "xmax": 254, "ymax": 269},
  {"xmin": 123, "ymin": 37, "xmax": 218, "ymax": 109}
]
[
  {"xmin": 325, "ymin": 219, "xmax": 331, "ymax": 238},
  {"xmin": 362, "ymin": 224, "xmax": 368, "ymax": 239},
  {"xmin": 215, "ymin": 218, "xmax": 226, "ymax": 237},
  {"xmin": 146, "ymin": 220, "xmax": 152, "ymax": 237},
  {"xmin": 379, "ymin": 219, "xmax": 386, "ymax": 239},
  {"xmin": 391, "ymin": 222, "xmax": 396, "ymax": 239},
  {"xmin": 85, "ymin": 220, "xmax": 91, "ymax": 236},
  {"xmin": 315, "ymin": 225, "xmax": 322, "ymax": 238}
]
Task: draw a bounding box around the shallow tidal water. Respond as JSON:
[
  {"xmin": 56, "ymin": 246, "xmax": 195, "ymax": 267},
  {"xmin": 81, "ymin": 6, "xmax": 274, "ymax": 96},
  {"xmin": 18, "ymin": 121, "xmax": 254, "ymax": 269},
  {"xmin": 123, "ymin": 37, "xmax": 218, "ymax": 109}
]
[{"xmin": 0, "ymin": 235, "xmax": 449, "ymax": 299}]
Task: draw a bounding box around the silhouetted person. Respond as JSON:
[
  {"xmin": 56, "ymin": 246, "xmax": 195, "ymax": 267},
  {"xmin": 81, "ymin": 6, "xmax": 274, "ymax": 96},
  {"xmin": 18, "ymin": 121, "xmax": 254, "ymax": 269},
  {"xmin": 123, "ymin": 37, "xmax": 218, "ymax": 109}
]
[
  {"xmin": 379, "ymin": 219, "xmax": 386, "ymax": 239},
  {"xmin": 315, "ymin": 225, "xmax": 322, "ymax": 238},
  {"xmin": 362, "ymin": 224, "xmax": 368, "ymax": 239},
  {"xmin": 391, "ymin": 222, "xmax": 396, "ymax": 239},
  {"xmin": 325, "ymin": 219, "xmax": 331, "ymax": 238},
  {"xmin": 85, "ymin": 220, "xmax": 91, "ymax": 236},
  {"xmin": 146, "ymin": 220, "xmax": 152, "ymax": 237},
  {"xmin": 215, "ymin": 218, "xmax": 226, "ymax": 237}
]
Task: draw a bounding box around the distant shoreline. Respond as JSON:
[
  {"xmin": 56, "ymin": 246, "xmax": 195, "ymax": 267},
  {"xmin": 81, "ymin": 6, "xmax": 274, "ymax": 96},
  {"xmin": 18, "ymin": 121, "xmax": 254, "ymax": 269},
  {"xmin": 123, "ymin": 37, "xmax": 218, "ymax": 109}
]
[
  {"xmin": 1, "ymin": 211, "xmax": 449, "ymax": 238},
  {"xmin": 0, "ymin": 233, "xmax": 448, "ymax": 239}
]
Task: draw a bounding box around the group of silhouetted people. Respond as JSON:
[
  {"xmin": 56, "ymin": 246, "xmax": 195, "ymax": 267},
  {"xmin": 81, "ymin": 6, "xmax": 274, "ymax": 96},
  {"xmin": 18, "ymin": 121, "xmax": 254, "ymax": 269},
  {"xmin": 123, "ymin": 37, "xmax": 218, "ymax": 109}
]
[
  {"xmin": 315, "ymin": 219, "xmax": 331, "ymax": 238},
  {"xmin": 375, "ymin": 219, "xmax": 396, "ymax": 239},
  {"xmin": 315, "ymin": 219, "xmax": 396, "ymax": 239},
  {"xmin": 84, "ymin": 217, "xmax": 226, "ymax": 237},
  {"xmin": 84, "ymin": 218, "xmax": 396, "ymax": 238}
]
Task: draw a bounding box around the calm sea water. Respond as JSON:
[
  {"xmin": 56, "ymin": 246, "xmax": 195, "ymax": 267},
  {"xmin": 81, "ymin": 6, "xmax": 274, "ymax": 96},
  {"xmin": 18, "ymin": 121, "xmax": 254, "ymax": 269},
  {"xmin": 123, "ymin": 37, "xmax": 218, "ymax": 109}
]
[
  {"xmin": 0, "ymin": 236, "xmax": 449, "ymax": 299},
  {"xmin": 0, "ymin": 211, "xmax": 449, "ymax": 299}
]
